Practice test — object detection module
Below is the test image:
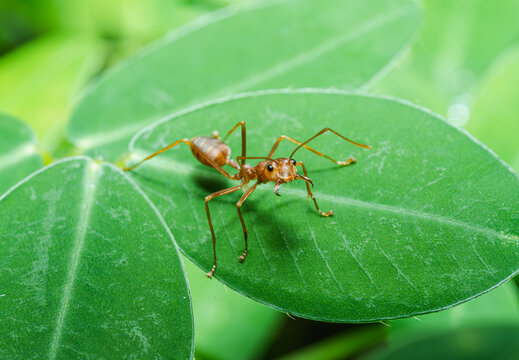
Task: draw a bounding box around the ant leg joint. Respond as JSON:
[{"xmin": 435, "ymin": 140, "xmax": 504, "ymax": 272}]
[
  {"xmin": 320, "ymin": 209, "xmax": 333, "ymax": 217},
  {"xmin": 337, "ymin": 157, "xmax": 356, "ymax": 166},
  {"xmin": 206, "ymin": 265, "xmax": 216, "ymax": 278},
  {"xmin": 239, "ymin": 249, "xmax": 248, "ymax": 262}
]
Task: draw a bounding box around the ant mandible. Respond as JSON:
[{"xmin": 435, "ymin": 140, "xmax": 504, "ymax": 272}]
[{"xmin": 124, "ymin": 122, "xmax": 371, "ymax": 278}]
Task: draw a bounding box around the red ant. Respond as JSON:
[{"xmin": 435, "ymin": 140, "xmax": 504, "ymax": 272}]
[{"xmin": 124, "ymin": 122, "xmax": 371, "ymax": 278}]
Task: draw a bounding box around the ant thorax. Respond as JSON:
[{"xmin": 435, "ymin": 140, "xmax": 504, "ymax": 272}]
[{"xmin": 241, "ymin": 163, "xmax": 257, "ymax": 181}]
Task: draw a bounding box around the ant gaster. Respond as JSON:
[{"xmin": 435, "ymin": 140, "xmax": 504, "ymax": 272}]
[{"xmin": 124, "ymin": 122, "xmax": 371, "ymax": 278}]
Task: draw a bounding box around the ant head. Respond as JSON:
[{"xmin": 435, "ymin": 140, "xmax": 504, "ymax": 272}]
[{"xmin": 258, "ymin": 157, "xmax": 313, "ymax": 196}]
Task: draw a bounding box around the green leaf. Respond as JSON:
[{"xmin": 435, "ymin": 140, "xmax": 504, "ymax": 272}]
[
  {"xmin": 388, "ymin": 282, "xmax": 519, "ymax": 341},
  {"xmin": 369, "ymin": 283, "xmax": 519, "ymax": 359},
  {"xmin": 68, "ymin": 0, "xmax": 421, "ymax": 161},
  {"xmin": 0, "ymin": 157, "xmax": 193, "ymax": 358},
  {"xmin": 0, "ymin": 34, "xmax": 104, "ymax": 151},
  {"xmin": 185, "ymin": 258, "xmax": 282, "ymax": 360},
  {"xmin": 465, "ymin": 45, "xmax": 519, "ymax": 171},
  {"xmin": 127, "ymin": 90, "xmax": 519, "ymax": 322},
  {"xmin": 51, "ymin": 0, "xmax": 232, "ymax": 40},
  {"xmin": 364, "ymin": 325, "xmax": 519, "ymax": 360},
  {"xmin": 0, "ymin": 114, "xmax": 43, "ymax": 195},
  {"xmin": 276, "ymin": 326, "xmax": 386, "ymax": 360},
  {"xmin": 373, "ymin": 0, "xmax": 519, "ymax": 116}
]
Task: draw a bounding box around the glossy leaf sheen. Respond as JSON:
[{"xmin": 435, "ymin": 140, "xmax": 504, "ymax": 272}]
[
  {"xmin": 68, "ymin": 0, "xmax": 420, "ymax": 160},
  {"xmin": 0, "ymin": 158, "xmax": 192, "ymax": 359},
  {"xmin": 0, "ymin": 114, "xmax": 43, "ymax": 195},
  {"xmin": 128, "ymin": 90, "xmax": 519, "ymax": 322}
]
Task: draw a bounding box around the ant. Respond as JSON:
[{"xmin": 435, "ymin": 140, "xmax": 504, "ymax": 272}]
[{"xmin": 124, "ymin": 121, "xmax": 371, "ymax": 278}]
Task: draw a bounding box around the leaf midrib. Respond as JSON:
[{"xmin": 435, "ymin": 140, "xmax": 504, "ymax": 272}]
[
  {"xmin": 49, "ymin": 161, "xmax": 100, "ymax": 359},
  {"xmin": 132, "ymin": 155, "xmax": 516, "ymax": 242}
]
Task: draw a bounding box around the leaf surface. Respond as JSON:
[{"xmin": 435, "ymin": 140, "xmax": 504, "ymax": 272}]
[
  {"xmin": 0, "ymin": 157, "xmax": 193, "ymax": 359},
  {"xmin": 67, "ymin": 0, "xmax": 421, "ymax": 160},
  {"xmin": 0, "ymin": 114, "xmax": 43, "ymax": 195},
  {"xmin": 127, "ymin": 90, "xmax": 519, "ymax": 322}
]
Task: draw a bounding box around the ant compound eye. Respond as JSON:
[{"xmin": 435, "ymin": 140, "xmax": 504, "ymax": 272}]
[
  {"xmin": 267, "ymin": 164, "xmax": 274, "ymax": 172},
  {"xmin": 291, "ymin": 159, "xmax": 297, "ymax": 166}
]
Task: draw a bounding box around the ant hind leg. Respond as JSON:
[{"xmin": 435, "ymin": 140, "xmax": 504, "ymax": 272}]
[{"xmin": 204, "ymin": 184, "xmax": 244, "ymax": 278}]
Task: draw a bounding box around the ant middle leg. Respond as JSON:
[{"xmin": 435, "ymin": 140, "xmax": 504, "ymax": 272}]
[
  {"xmin": 296, "ymin": 161, "xmax": 333, "ymax": 217},
  {"xmin": 222, "ymin": 121, "xmax": 247, "ymax": 167},
  {"xmin": 236, "ymin": 182, "xmax": 258, "ymax": 262},
  {"xmin": 205, "ymin": 183, "xmax": 245, "ymax": 278}
]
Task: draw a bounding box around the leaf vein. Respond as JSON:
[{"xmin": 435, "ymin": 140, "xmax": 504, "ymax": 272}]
[
  {"xmin": 49, "ymin": 161, "xmax": 100, "ymax": 359},
  {"xmin": 338, "ymin": 230, "xmax": 379, "ymax": 291},
  {"xmin": 379, "ymin": 248, "xmax": 418, "ymax": 292},
  {"xmin": 274, "ymin": 221, "xmax": 306, "ymax": 285},
  {"xmin": 308, "ymin": 226, "xmax": 345, "ymax": 293}
]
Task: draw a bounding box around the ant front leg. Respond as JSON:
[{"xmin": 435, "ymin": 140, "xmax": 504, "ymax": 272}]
[
  {"xmin": 236, "ymin": 182, "xmax": 258, "ymax": 262},
  {"xmin": 205, "ymin": 184, "xmax": 244, "ymax": 278},
  {"xmin": 296, "ymin": 161, "xmax": 333, "ymax": 217}
]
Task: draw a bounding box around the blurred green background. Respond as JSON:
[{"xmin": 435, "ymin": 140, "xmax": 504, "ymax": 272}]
[{"xmin": 1, "ymin": 0, "xmax": 518, "ymax": 359}]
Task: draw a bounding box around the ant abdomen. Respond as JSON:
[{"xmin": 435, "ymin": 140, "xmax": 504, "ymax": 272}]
[{"xmin": 191, "ymin": 136, "xmax": 230, "ymax": 168}]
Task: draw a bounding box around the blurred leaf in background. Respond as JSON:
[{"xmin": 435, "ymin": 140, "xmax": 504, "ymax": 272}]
[
  {"xmin": 465, "ymin": 45, "xmax": 519, "ymax": 171},
  {"xmin": 0, "ymin": 0, "xmax": 239, "ymax": 54},
  {"xmin": 0, "ymin": 0, "xmax": 55, "ymax": 53},
  {"xmin": 45, "ymin": 0, "xmax": 242, "ymax": 66},
  {"xmin": 365, "ymin": 325, "xmax": 519, "ymax": 360},
  {"xmin": 274, "ymin": 325, "xmax": 386, "ymax": 360},
  {"xmin": 0, "ymin": 114, "xmax": 43, "ymax": 194},
  {"xmin": 374, "ymin": 0, "xmax": 519, "ymax": 122},
  {"xmin": 362, "ymin": 283, "xmax": 519, "ymax": 360},
  {"xmin": 0, "ymin": 35, "xmax": 104, "ymax": 151},
  {"xmin": 0, "ymin": 0, "xmax": 240, "ymax": 153},
  {"xmin": 388, "ymin": 282, "xmax": 519, "ymax": 340},
  {"xmin": 67, "ymin": 0, "xmax": 421, "ymax": 161}
]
